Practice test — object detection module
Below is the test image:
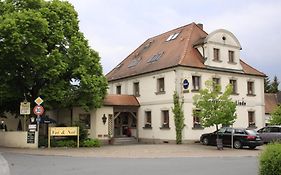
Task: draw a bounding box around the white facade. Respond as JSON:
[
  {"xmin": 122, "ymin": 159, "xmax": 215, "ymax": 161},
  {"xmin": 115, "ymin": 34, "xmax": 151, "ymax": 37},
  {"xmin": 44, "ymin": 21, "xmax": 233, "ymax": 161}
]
[{"xmin": 107, "ymin": 29, "xmax": 265, "ymax": 143}]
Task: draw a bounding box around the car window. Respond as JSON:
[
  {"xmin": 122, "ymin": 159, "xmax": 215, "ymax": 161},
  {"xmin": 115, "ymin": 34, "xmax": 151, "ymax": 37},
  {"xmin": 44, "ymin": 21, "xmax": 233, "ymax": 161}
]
[
  {"xmin": 270, "ymin": 127, "xmax": 280, "ymax": 133},
  {"xmin": 225, "ymin": 128, "xmax": 233, "ymax": 134},
  {"xmin": 259, "ymin": 127, "xmax": 269, "ymax": 133},
  {"xmin": 218, "ymin": 128, "xmax": 226, "ymax": 134},
  {"xmin": 246, "ymin": 129, "xmax": 257, "ymax": 136},
  {"xmin": 235, "ymin": 129, "xmax": 245, "ymax": 134}
]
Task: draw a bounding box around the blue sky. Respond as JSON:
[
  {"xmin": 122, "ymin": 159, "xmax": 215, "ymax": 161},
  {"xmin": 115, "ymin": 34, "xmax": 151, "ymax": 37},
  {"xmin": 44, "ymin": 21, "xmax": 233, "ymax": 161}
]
[{"xmin": 67, "ymin": 0, "xmax": 281, "ymax": 82}]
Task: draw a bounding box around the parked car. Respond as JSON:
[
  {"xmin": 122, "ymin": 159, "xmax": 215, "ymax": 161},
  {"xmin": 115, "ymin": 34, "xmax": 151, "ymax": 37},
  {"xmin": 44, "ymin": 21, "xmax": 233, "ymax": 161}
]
[
  {"xmin": 257, "ymin": 125, "xmax": 281, "ymax": 143},
  {"xmin": 200, "ymin": 127, "xmax": 263, "ymax": 149}
]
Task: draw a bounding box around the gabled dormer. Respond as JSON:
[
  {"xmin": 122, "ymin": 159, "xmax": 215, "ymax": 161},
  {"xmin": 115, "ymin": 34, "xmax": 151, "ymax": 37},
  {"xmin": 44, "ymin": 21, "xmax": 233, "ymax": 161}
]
[{"xmin": 194, "ymin": 29, "xmax": 243, "ymax": 72}]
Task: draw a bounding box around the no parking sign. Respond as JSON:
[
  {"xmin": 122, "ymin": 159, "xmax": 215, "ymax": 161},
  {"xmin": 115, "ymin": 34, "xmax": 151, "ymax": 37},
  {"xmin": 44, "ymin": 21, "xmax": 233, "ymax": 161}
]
[{"xmin": 33, "ymin": 105, "xmax": 44, "ymax": 116}]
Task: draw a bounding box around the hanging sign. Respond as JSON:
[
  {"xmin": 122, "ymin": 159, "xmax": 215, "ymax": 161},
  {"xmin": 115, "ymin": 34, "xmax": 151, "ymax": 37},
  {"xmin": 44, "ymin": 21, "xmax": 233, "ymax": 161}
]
[{"xmin": 20, "ymin": 102, "xmax": 30, "ymax": 115}]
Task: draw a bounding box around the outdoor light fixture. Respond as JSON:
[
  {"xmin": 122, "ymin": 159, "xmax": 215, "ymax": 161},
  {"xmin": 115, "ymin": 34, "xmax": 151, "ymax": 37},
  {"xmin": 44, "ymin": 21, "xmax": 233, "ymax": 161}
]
[{"xmin": 102, "ymin": 114, "xmax": 107, "ymax": 125}]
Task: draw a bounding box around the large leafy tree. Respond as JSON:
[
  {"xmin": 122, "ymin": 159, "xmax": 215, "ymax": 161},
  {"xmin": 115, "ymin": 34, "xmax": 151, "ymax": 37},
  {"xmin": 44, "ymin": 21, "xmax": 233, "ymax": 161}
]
[
  {"xmin": 0, "ymin": 0, "xmax": 108, "ymax": 115},
  {"xmin": 269, "ymin": 105, "xmax": 281, "ymax": 125},
  {"xmin": 193, "ymin": 81, "xmax": 237, "ymax": 133}
]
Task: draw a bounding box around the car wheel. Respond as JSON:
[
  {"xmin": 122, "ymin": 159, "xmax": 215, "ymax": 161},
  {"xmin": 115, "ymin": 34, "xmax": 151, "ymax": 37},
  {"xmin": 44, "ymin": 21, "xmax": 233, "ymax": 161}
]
[
  {"xmin": 249, "ymin": 146, "xmax": 256, "ymax": 149},
  {"xmin": 233, "ymin": 140, "xmax": 242, "ymax": 149},
  {"xmin": 202, "ymin": 137, "xmax": 209, "ymax": 145}
]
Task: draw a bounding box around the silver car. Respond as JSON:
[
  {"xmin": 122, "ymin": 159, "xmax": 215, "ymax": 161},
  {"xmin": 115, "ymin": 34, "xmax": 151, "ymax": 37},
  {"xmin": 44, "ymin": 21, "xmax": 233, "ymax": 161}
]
[{"xmin": 257, "ymin": 126, "xmax": 281, "ymax": 143}]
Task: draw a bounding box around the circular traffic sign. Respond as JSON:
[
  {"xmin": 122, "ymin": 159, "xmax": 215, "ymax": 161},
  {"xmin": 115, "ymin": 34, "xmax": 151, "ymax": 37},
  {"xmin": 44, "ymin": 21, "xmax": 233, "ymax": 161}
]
[
  {"xmin": 33, "ymin": 105, "xmax": 44, "ymax": 116},
  {"xmin": 183, "ymin": 79, "xmax": 189, "ymax": 89}
]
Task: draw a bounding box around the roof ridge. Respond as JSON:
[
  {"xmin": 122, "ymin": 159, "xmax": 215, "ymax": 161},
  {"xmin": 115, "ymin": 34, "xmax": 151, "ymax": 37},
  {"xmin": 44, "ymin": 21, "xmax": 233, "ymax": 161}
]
[
  {"xmin": 149, "ymin": 22, "xmax": 195, "ymax": 40},
  {"xmin": 178, "ymin": 23, "xmax": 196, "ymax": 65}
]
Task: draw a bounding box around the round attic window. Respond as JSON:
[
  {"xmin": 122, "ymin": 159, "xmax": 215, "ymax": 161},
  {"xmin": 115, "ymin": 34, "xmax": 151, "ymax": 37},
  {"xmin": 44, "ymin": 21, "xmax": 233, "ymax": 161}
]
[{"xmin": 222, "ymin": 36, "xmax": 226, "ymax": 40}]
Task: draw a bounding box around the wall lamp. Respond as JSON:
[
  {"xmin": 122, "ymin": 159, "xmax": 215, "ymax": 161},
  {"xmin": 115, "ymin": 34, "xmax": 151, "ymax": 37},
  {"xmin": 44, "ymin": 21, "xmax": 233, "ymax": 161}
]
[{"xmin": 102, "ymin": 114, "xmax": 107, "ymax": 125}]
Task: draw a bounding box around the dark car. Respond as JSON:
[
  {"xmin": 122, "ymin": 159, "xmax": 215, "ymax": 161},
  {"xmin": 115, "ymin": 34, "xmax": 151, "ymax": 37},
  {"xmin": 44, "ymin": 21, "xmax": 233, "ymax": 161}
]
[
  {"xmin": 200, "ymin": 127, "xmax": 263, "ymax": 149},
  {"xmin": 257, "ymin": 125, "xmax": 281, "ymax": 143}
]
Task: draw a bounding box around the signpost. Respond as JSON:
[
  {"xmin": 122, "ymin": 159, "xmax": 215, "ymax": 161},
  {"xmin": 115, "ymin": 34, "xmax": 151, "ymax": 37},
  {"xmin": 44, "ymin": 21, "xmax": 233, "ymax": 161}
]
[
  {"xmin": 33, "ymin": 97, "xmax": 44, "ymax": 137},
  {"xmin": 48, "ymin": 127, "xmax": 80, "ymax": 148},
  {"xmin": 20, "ymin": 101, "xmax": 30, "ymax": 131}
]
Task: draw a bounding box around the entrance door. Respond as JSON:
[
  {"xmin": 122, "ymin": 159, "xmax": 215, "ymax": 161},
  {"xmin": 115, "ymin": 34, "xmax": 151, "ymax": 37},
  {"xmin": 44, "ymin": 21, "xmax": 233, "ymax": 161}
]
[
  {"xmin": 121, "ymin": 115, "xmax": 129, "ymax": 136},
  {"xmin": 114, "ymin": 114, "xmax": 129, "ymax": 137}
]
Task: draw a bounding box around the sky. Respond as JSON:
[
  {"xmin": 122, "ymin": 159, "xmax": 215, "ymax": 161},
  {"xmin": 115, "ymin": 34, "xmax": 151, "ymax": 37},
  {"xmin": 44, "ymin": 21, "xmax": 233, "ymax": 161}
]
[{"xmin": 67, "ymin": 0, "xmax": 281, "ymax": 82}]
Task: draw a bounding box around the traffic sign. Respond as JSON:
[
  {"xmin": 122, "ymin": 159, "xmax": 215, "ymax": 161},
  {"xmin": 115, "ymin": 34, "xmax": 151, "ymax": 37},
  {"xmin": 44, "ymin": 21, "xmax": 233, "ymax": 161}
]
[
  {"xmin": 33, "ymin": 105, "xmax": 44, "ymax": 116},
  {"xmin": 20, "ymin": 102, "xmax": 30, "ymax": 115},
  {"xmin": 34, "ymin": 97, "xmax": 44, "ymax": 105},
  {"xmin": 183, "ymin": 79, "xmax": 189, "ymax": 89}
]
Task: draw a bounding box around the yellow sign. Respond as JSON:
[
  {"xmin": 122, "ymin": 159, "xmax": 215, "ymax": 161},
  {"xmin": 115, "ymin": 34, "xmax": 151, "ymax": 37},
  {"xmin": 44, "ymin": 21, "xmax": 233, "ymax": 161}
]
[
  {"xmin": 34, "ymin": 97, "xmax": 44, "ymax": 105},
  {"xmin": 20, "ymin": 102, "xmax": 30, "ymax": 115},
  {"xmin": 48, "ymin": 127, "xmax": 79, "ymax": 148},
  {"xmin": 50, "ymin": 127, "xmax": 78, "ymax": 136}
]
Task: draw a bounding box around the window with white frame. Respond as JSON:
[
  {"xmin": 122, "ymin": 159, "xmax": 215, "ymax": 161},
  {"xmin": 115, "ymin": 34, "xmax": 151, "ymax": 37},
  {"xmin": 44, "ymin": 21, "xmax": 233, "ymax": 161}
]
[
  {"xmin": 116, "ymin": 85, "xmax": 121, "ymax": 94},
  {"xmin": 213, "ymin": 48, "xmax": 220, "ymax": 61},
  {"xmin": 212, "ymin": 77, "xmax": 220, "ymax": 92},
  {"xmin": 133, "ymin": 82, "xmax": 140, "ymax": 96},
  {"xmin": 247, "ymin": 81, "xmax": 255, "ymax": 95},
  {"xmin": 192, "ymin": 76, "xmax": 201, "ymax": 91},
  {"xmin": 193, "ymin": 110, "xmax": 202, "ymax": 129},
  {"xmin": 157, "ymin": 77, "xmax": 165, "ymax": 93},
  {"xmin": 79, "ymin": 114, "xmax": 91, "ymax": 129},
  {"xmin": 161, "ymin": 110, "xmax": 169, "ymax": 128},
  {"xmin": 248, "ymin": 111, "xmax": 256, "ymax": 128},
  {"xmin": 144, "ymin": 111, "xmax": 152, "ymax": 128},
  {"xmin": 229, "ymin": 79, "xmax": 238, "ymax": 94},
  {"xmin": 228, "ymin": 50, "xmax": 235, "ymax": 63}
]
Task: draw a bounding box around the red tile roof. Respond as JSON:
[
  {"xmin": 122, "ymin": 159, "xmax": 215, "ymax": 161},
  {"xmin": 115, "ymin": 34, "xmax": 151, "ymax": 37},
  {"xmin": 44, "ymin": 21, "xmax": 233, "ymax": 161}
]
[
  {"xmin": 103, "ymin": 95, "xmax": 140, "ymax": 106},
  {"xmin": 106, "ymin": 22, "xmax": 265, "ymax": 81},
  {"xmin": 265, "ymin": 93, "xmax": 278, "ymax": 114}
]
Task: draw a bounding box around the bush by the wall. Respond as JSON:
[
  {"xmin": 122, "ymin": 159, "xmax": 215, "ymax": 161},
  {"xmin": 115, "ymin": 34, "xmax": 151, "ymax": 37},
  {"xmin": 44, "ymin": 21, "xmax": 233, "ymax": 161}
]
[
  {"xmin": 55, "ymin": 140, "xmax": 77, "ymax": 148},
  {"xmin": 259, "ymin": 143, "xmax": 281, "ymax": 175},
  {"xmin": 80, "ymin": 138, "xmax": 101, "ymax": 147}
]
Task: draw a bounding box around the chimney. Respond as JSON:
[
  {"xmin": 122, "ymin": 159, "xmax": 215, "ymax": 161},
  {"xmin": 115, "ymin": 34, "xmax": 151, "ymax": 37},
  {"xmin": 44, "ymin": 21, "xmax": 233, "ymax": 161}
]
[{"xmin": 197, "ymin": 23, "xmax": 203, "ymax": 30}]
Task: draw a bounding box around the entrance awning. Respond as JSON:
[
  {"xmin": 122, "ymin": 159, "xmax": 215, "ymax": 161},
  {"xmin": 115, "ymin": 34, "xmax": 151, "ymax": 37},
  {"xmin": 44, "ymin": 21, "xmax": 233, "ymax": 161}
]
[{"xmin": 103, "ymin": 95, "xmax": 140, "ymax": 107}]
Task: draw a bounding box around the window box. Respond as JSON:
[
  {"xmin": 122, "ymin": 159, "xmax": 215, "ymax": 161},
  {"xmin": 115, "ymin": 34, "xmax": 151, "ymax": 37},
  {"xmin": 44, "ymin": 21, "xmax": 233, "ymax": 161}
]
[
  {"xmin": 155, "ymin": 91, "xmax": 166, "ymax": 95},
  {"xmin": 247, "ymin": 94, "xmax": 256, "ymax": 97},
  {"xmin": 143, "ymin": 125, "xmax": 152, "ymax": 129},
  {"xmin": 192, "ymin": 124, "xmax": 204, "ymax": 130},
  {"xmin": 160, "ymin": 123, "xmax": 170, "ymax": 129}
]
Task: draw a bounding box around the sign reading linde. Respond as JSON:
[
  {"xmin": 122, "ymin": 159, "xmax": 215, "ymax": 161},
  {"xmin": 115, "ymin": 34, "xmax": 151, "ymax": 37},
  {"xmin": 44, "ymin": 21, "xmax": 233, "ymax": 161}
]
[{"xmin": 50, "ymin": 127, "xmax": 78, "ymax": 136}]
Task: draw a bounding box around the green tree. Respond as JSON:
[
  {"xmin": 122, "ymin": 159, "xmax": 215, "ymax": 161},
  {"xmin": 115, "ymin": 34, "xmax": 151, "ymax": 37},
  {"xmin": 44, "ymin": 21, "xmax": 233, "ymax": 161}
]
[
  {"xmin": 269, "ymin": 105, "xmax": 281, "ymax": 125},
  {"xmin": 172, "ymin": 91, "xmax": 185, "ymax": 144},
  {"xmin": 269, "ymin": 76, "xmax": 279, "ymax": 93},
  {"xmin": 0, "ymin": 0, "xmax": 108, "ymax": 115},
  {"xmin": 264, "ymin": 77, "xmax": 271, "ymax": 93},
  {"xmin": 193, "ymin": 80, "xmax": 237, "ymax": 139}
]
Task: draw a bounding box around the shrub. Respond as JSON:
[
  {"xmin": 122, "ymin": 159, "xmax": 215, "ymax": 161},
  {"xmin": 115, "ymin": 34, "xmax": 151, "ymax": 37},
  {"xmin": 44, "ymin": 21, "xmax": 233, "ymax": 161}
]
[
  {"xmin": 259, "ymin": 143, "xmax": 281, "ymax": 175},
  {"xmin": 80, "ymin": 138, "xmax": 101, "ymax": 147},
  {"xmin": 73, "ymin": 122, "xmax": 89, "ymax": 141},
  {"xmin": 55, "ymin": 140, "xmax": 77, "ymax": 147}
]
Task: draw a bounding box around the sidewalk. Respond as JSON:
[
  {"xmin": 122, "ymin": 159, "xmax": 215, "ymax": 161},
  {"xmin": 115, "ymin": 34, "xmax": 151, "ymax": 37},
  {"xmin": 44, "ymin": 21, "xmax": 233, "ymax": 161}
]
[{"xmin": 0, "ymin": 143, "xmax": 263, "ymax": 158}]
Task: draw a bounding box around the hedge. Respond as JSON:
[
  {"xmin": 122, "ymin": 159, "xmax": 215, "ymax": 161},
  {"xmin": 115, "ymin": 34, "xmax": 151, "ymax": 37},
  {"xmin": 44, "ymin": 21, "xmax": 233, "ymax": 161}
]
[{"xmin": 259, "ymin": 143, "xmax": 281, "ymax": 175}]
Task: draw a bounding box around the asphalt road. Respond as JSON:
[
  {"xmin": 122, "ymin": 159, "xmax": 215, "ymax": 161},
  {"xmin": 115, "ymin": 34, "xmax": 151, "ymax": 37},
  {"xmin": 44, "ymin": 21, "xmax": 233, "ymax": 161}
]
[{"xmin": 3, "ymin": 153, "xmax": 258, "ymax": 175}]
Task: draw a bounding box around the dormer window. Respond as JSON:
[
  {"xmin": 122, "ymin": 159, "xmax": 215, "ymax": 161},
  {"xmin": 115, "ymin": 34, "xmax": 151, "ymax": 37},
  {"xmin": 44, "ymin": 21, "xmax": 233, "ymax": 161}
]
[
  {"xmin": 166, "ymin": 32, "xmax": 180, "ymax": 42},
  {"xmin": 228, "ymin": 50, "xmax": 235, "ymax": 63},
  {"xmin": 213, "ymin": 48, "xmax": 220, "ymax": 61}
]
